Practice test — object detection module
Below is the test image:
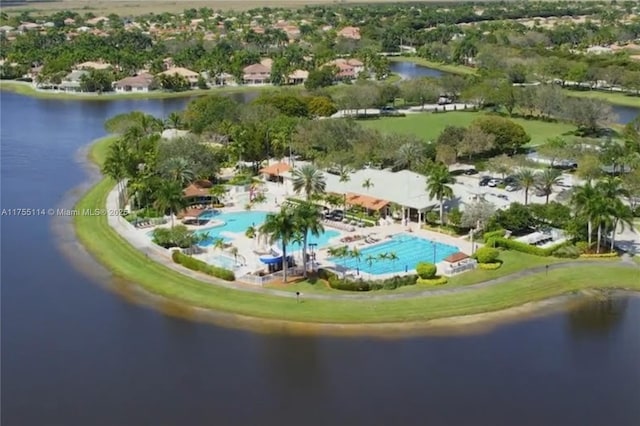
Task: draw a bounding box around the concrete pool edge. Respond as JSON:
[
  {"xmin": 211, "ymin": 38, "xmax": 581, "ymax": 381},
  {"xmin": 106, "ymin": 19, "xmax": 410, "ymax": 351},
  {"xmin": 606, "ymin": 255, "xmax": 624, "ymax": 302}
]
[{"xmin": 64, "ymin": 136, "xmax": 640, "ymax": 333}]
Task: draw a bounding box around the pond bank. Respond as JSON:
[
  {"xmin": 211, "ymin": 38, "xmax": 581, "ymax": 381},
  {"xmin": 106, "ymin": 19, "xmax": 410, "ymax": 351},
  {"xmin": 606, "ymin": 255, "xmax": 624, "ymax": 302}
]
[{"xmin": 70, "ymin": 136, "xmax": 640, "ymax": 328}]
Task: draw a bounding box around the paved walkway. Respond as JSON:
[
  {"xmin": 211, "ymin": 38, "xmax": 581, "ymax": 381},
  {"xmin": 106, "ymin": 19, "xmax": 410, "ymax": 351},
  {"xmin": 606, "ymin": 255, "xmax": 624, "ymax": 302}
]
[{"xmin": 107, "ymin": 184, "xmax": 639, "ymax": 302}]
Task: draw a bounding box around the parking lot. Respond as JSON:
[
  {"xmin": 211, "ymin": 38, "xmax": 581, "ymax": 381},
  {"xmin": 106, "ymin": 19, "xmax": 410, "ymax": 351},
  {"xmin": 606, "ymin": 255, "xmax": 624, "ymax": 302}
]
[{"xmin": 447, "ymin": 172, "xmax": 580, "ymax": 210}]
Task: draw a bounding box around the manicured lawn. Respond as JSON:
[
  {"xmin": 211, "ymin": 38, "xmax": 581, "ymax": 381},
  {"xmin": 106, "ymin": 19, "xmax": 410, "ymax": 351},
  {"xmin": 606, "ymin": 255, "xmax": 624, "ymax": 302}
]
[
  {"xmin": 74, "ymin": 137, "xmax": 640, "ymax": 324},
  {"xmin": 564, "ymin": 89, "xmax": 640, "ymax": 108},
  {"xmin": 360, "ymin": 111, "xmax": 577, "ymax": 146}
]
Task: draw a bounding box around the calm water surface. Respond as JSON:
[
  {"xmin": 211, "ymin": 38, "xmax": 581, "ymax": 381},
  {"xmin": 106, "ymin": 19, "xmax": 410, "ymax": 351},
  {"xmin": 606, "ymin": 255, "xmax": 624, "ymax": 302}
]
[{"xmin": 1, "ymin": 92, "xmax": 639, "ymax": 426}]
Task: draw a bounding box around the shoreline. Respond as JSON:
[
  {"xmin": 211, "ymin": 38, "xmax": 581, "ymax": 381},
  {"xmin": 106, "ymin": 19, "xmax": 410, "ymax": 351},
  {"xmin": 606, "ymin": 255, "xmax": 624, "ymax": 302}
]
[
  {"xmin": 0, "ymin": 80, "xmax": 271, "ymax": 101},
  {"xmin": 390, "ymin": 56, "xmax": 640, "ymax": 108},
  {"xmin": 59, "ymin": 136, "xmax": 640, "ymax": 333}
]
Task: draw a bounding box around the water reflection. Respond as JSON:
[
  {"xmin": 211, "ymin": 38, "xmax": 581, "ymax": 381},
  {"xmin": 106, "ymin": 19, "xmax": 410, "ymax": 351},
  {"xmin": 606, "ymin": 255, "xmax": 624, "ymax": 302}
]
[{"xmin": 568, "ymin": 295, "xmax": 628, "ymax": 337}]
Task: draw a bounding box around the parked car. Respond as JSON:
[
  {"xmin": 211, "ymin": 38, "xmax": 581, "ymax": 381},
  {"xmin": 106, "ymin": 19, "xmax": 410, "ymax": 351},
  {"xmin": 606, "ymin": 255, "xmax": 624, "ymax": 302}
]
[
  {"xmin": 497, "ymin": 194, "xmax": 509, "ymax": 200},
  {"xmin": 488, "ymin": 179, "xmax": 501, "ymax": 187},
  {"xmin": 464, "ymin": 168, "xmax": 478, "ymax": 175},
  {"xmin": 505, "ymin": 184, "xmax": 519, "ymax": 192},
  {"xmin": 504, "ymin": 175, "xmax": 517, "ymax": 185},
  {"xmin": 535, "ymin": 188, "xmax": 550, "ymax": 197},
  {"xmin": 479, "ymin": 177, "xmax": 492, "ymax": 186}
]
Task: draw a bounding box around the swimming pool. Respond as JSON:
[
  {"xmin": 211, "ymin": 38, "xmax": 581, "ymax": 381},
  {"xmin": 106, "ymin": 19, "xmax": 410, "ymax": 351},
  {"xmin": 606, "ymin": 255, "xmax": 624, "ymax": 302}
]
[
  {"xmin": 329, "ymin": 234, "xmax": 459, "ymax": 275},
  {"xmin": 192, "ymin": 211, "xmax": 339, "ymax": 251}
]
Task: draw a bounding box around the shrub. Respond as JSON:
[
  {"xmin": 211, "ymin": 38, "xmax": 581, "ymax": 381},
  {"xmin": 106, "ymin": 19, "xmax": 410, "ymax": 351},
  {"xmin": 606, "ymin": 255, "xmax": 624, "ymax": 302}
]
[
  {"xmin": 416, "ymin": 262, "xmax": 437, "ymax": 279},
  {"xmin": 551, "ymin": 244, "xmax": 580, "ymax": 259},
  {"xmin": 416, "ymin": 276, "xmax": 448, "ymax": 286},
  {"xmin": 172, "ymin": 251, "xmax": 235, "ymax": 281},
  {"xmin": 485, "ymin": 236, "xmax": 569, "ymax": 257},
  {"xmin": 478, "ymin": 262, "xmax": 502, "ymax": 270},
  {"xmin": 323, "ymin": 271, "xmax": 418, "ymax": 292},
  {"xmin": 153, "ymin": 225, "xmax": 202, "ymax": 249},
  {"xmin": 483, "ymin": 229, "xmax": 506, "ymax": 242},
  {"xmin": 575, "ymin": 241, "xmax": 590, "ymax": 254},
  {"xmin": 474, "ymin": 247, "xmax": 500, "ymax": 263}
]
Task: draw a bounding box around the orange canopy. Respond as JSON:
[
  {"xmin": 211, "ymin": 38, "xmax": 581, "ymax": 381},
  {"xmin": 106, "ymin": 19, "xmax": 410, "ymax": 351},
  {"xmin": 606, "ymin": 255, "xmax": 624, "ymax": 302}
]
[
  {"xmin": 345, "ymin": 193, "xmax": 389, "ymax": 211},
  {"xmin": 443, "ymin": 252, "xmax": 470, "ymax": 263},
  {"xmin": 259, "ymin": 162, "xmax": 291, "ymax": 176}
]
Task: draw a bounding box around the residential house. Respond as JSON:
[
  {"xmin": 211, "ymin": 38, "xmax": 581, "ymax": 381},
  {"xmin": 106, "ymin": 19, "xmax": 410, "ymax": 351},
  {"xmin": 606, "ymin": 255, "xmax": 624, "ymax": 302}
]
[
  {"xmin": 243, "ymin": 63, "xmax": 271, "ymax": 85},
  {"xmin": 337, "ymin": 26, "xmax": 361, "ymax": 40},
  {"xmin": 159, "ymin": 67, "xmax": 200, "ymax": 87},
  {"xmin": 0, "ymin": 26, "xmax": 14, "ymax": 34},
  {"xmin": 86, "ymin": 16, "xmax": 109, "ymax": 26},
  {"xmin": 63, "ymin": 18, "xmax": 76, "ymax": 26},
  {"xmin": 287, "ymin": 69, "xmax": 308, "ymax": 85},
  {"xmin": 113, "ymin": 72, "xmax": 155, "ymax": 93},
  {"xmin": 75, "ymin": 61, "xmax": 112, "ymax": 71},
  {"xmin": 324, "ymin": 58, "xmax": 364, "ymax": 80},
  {"xmin": 59, "ymin": 70, "xmax": 89, "ymax": 92},
  {"xmin": 18, "ymin": 22, "xmax": 40, "ymax": 32}
]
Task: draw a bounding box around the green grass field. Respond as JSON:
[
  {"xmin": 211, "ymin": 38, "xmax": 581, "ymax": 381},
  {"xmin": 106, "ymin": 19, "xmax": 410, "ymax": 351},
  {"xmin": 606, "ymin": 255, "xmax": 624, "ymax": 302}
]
[
  {"xmin": 564, "ymin": 89, "xmax": 640, "ymax": 108},
  {"xmin": 360, "ymin": 111, "xmax": 577, "ymax": 146}
]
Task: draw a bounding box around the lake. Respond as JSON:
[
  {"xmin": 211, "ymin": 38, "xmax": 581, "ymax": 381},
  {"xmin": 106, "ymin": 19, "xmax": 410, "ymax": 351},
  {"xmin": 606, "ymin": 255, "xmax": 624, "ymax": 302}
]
[
  {"xmin": 1, "ymin": 92, "xmax": 639, "ymax": 426},
  {"xmin": 389, "ymin": 61, "xmax": 639, "ymax": 124}
]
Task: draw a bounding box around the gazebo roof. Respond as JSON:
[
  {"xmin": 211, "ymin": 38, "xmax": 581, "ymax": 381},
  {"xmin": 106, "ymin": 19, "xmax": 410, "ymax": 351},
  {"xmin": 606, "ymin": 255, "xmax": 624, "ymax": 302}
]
[
  {"xmin": 443, "ymin": 252, "xmax": 470, "ymax": 263},
  {"xmin": 259, "ymin": 162, "xmax": 291, "ymax": 176},
  {"xmin": 345, "ymin": 193, "xmax": 389, "ymax": 211},
  {"xmin": 183, "ymin": 181, "xmax": 213, "ymax": 198}
]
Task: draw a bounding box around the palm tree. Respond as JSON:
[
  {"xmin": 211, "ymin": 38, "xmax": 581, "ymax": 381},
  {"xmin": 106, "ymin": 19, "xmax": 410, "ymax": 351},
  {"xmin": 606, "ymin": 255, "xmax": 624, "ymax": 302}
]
[
  {"xmin": 166, "ymin": 111, "xmax": 183, "ymax": 129},
  {"xmin": 349, "ymin": 247, "xmax": 362, "ymax": 273},
  {"xmin": 291, "ymin": 231, "xmax": 304, "ymax": 264},
  {"xmin": 229, "ymin": 245, "xmax": 239, "ymax": 265},
  {"xmin": 153, "ymin": 181, "xmax": 186, "ymax": 227},
  {"xmin": 362, "ymin": 178, "xmax": 374, "ymax": 193},
  {"xmin": 607, "ymin": 199, "xmax": 634, "ymax": 252},
  {"xmin": 292, "ymin": 164, "xmax": 326, "ymax": 200},
  {"xmin": 338, "ymin": 165, "xmax": 352, "ymax": 212},
  {"xmin": 425, "ymin": 162, "xmax": 456, "ymax": 224},
  {"xmin": 259, "ymin": 207, "xmax": 297, "ymax": 283},
  {"xmin": 292, "ymin": 201, "xmax": 324, "ymax": 278},
  {"xmin": 571, "ymin": 182, "xmax": 602, "ymax": 250},
  {"xmin": 162, "ymin": 157, "xmax": 195, "ymax": 185},
  {"xmin": 394, "ymin": 142, "xmax": 424, "ymax": 171},
  {"xmin": 516, "ymin": 169, "xmax": 536, "ymax": 205},
  {"xmin": 596, "ymin": 177, "xmax": 631, "ymax": 253},
  {"xmin": 102, "ymin": 140, "xmax": 129, "ymax": 209},
  {"xmin": 387, "ymin": 252, "xmax": 399, "ymax": 270},
  {"xmin": 535, "ymin": 168, "xmax": 563, "ymax": 204},
  {"xmin": 365, "ymin": 254, "xmax": 377, "ymax": 268},
  {"xmin": 213, "ymin": 237, "xmax": 225, "ymax": 252}
]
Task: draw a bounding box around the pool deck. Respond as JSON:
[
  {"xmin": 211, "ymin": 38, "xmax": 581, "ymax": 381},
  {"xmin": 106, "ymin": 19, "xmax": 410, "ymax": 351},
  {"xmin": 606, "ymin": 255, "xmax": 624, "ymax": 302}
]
[{"xmin": 110, "ymin": 180, "xmax": 475, "ymax": 283}]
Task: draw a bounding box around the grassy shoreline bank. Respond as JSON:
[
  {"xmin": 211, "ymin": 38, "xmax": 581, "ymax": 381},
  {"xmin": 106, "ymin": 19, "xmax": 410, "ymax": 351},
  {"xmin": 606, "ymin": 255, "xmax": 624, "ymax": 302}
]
[
  {"xmin": 0, "ymin": 80, "xmax": 269, "ymax": 101},
  {"xmin": 71, "ymin": 137, "xmax": 640, "ymax": 325},
  {"xmin": 390, "ymin": 56, "xmax": 640, "ymax": 107}
]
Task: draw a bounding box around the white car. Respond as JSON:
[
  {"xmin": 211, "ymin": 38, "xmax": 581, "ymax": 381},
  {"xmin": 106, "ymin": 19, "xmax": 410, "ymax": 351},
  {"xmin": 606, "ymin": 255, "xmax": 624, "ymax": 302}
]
[
  {"xmin": 505, "ymin": 184, "xmax": 518, "ymax": 192},
  {"xmin": 488, "ymin": 179, "xmax": 500, "ymax": 187}
]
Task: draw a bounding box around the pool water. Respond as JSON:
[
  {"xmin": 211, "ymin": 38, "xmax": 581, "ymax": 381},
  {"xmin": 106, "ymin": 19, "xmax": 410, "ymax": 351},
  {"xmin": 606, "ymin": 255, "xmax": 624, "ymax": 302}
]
[
  {"xmin": 329, "ymin": 234, "xmax": 459, "ymax": 275},
  {"xmin": 193, "ymin": 211, "xmax": 339, "ymax": 251}
]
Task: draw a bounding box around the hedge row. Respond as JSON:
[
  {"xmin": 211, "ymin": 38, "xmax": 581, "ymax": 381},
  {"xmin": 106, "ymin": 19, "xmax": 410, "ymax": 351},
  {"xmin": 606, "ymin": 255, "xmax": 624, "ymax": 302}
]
[
  {"xmin": 172, "ymin": 250, "xmax": 235, "ymax": 281},
  {"xmin": 478, "ymin": 262, "xmax": 502, "ymax": 270},
  {"xmin": 416, "ymin": 276, "xmax": 448, "ymax": 286},
  {"xmin": 580, "ymin": 252, "xmax": 619, "ymax": 258},
  {"xmin": 482, "ymin": 229, "xmax": 506, "ymax": 242},
  {"xmin": 485, "ymin": 236, "xmax": 569, "ymax": 257},
  {"xmin": 318, "ymin": 269, "xmax": 418, "ymax": 291}
]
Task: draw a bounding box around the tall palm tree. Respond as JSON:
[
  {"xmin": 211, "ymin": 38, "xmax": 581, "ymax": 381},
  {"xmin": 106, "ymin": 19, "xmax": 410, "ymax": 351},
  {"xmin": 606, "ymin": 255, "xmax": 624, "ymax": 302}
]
[
  {"xmin": 259, "ymin": 207, "xmax": 297, "ymax": 283},
  {"xmin": 607, "ymin": 199, "xmax": 634, "ymax": 252},
  {"xmin": 571, "ymin": 182, "xmax": 601, "ymax": 249},
  {"xmin": 166, "ymin": 111, "xmax": 183, "ymax": 129},
  {"xmin": 153, "ymin": 181, "xmax": 187, "ymax": 227},
  {"xmin": 516, "ymin": 169, "xmax": 536, "ymax": 205},
  {"xmin": 425, "ymin": 162, "xmax": 456, "ymax": 224},
  {"xmin": 535, "ymin": 168, "xmax": 563, "ymax": 204},
  {"xmin": 292, "ymin": 201, "xmax": 324, "ymax": 278},
  {"xmin": 338, "ymin": 165, "xmax": 352, "ymax": 212},
  {"xmin": 292, "ymin": 164, "xmax": 326, "ymax": 200},
  {"xmin": 349, "ymin": 247, "xmax": 362, "ymax": 272},
  {"xmin": 162, "ymin": 157, "xmax": 195, "ymax": 185},
  {"xmin": 596, "ymin": 177, "xmax": 631, "ymax": 253}
]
